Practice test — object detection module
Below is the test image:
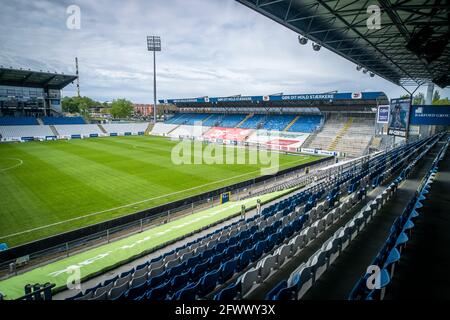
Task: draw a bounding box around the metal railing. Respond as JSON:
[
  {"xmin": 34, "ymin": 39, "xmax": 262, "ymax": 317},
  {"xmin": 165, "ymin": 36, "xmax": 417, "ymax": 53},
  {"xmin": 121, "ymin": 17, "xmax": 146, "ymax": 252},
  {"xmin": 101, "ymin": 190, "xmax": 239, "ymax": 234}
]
[{"xmin": 0, "ymin": 156, "xmax": 335, "ymax": 279}]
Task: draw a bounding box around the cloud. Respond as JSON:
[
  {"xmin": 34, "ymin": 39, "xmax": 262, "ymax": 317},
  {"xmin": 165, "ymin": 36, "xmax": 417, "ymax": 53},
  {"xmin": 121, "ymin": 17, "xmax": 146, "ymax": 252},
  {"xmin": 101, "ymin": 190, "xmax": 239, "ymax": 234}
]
[{"xmin": 0, "ymin": 0, "xmax": 448, "ymax": 103}]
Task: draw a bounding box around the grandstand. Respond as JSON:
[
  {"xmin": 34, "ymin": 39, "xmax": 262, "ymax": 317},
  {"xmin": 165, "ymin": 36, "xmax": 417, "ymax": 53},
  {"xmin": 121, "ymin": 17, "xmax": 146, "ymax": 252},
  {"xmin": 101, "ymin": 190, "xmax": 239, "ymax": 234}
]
[
  {"xmin": 54, "ymin": 124, "xmax": 104, "ymax": 137},
  {"xmin": 261, "ymin": 115, "xmax": 295, "ymax": 131},
  {"xmin": 153, "ymin": 92, "xmax": 385, "ymax": 158},
  {"xmin": 100, "ymin": 122, "xmax": 149, "ymax": 135},
  {"xmin": 42, "ymin": 116, "xmax": 85, "ymax": 125},
  {"xmin": 304, "ymin": 115, "xmax": 375, "ymax": 158},
  {"xmin": 0, "ymin": 131, "xmax": 442, "ymax": 301},
  {"xmin": 168, "ymin": 124, "xmax": 211, "ymax": 139},
  {"xmin": 0, "ymin": 114, "xmax": 150, "ymax": 141},
  {"xmin": 0, "ymin": 125, "xmax": 54, "ymax": 141},
  {"xmin": 1, "ymin": 0, "xmax": 450, "ymax": 306},
  {"xmin": 239, "ymin": 114, "xmax": 265, "ymax": 129},
  {"xmin": 0, "ymin": 68, "xmax": 77, "ymax": 118}
]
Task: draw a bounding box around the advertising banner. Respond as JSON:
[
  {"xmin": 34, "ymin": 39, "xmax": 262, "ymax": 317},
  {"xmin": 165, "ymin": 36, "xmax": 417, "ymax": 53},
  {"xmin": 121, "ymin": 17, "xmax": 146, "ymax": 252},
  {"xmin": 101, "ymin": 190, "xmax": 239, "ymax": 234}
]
[
  {"xmin": 377, "ymin": 105, "xmax": 390, "ymax": 124},
  {"xmin": 410, "ymin": 106, "xmax": 450, "ymax": 125},
  {"xmin": 388, "ymin": 98, "xmax": 411, "ymax": 138}
]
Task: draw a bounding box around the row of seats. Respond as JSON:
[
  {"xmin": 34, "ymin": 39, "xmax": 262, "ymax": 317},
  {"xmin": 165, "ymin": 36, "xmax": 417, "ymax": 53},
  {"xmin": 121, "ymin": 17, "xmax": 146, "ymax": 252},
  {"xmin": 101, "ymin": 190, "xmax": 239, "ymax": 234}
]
[
  {"xmin": 0, "ymin": 125, "xmax": 54, "ymax": 140},
  {"xmin": 348, "ymin": 134, "xmax": 448, "ymax": 300},
  {"xmin": 231, "ymin": 188, "xmax": 366, "ymax": 300},
  {"xmin": 168, "ymin": 125, "xmax": 210, "ymax": 138},
  {"xmin": 0, "ymin": 117, "xmax": 38, "ymax": 126},
  {"xmin": 288, "ymin": 115, "xmax": 322, "ymax": 133},
  {"xmin": 210, "ymin": 150, "xmax": 406, "ymax": 299},
  {"xmin": 262, "ymin": 115, "xmax": 295, "ymax": 131},
  {"xmin": 42, "ymin": 117, "xmax": 85, "ymax": 125},
  {"xmin": 100, "ymin": 123, "xmax": 148, "ymax": 135},
  {"xmin": 239, "ymin": 115, "xmax": 265, "ymax": 129},
  {"xmin": 0, "ymin": 123, "xmax": 150, "ymax": 140},
  {"xmin": 214, "ymin": 133, "xmax": 441, "ymax": 300},
  {"xmin": 266, "ymin": 179, "xmax": 397, "ymax": 300},
  {"xmin": 219, "ymin": 114, "xmax": 247, "ymax": 128},
  {"xmin": 66, "ymin": 134, "xmax": 436, "ymax": 301},
  {"xmin": 69, "ymin": 158, "xmax": 365, "ymax": 300},
  {"xmin": 164, "ymin": 114, "xmax": 323, "ymax": 132},
  {"xmin": 54, "ymin": 124, "xmax": 103, "ymax": 136}
]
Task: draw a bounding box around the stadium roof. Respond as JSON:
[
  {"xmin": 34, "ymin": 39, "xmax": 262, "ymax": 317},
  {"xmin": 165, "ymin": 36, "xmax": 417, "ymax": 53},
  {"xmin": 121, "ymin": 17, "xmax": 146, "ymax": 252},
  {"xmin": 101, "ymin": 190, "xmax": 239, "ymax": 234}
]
[
  {"xmin": 160, "ymin": 91, "xmax": 387, "ymax": 104},
  {"xmin": 0, "ymin": 67, "xmax": 77, "ymax": 90},
  {"xmin": 236, "ymin": 0, "xmax": 450, "ymax": 88}
]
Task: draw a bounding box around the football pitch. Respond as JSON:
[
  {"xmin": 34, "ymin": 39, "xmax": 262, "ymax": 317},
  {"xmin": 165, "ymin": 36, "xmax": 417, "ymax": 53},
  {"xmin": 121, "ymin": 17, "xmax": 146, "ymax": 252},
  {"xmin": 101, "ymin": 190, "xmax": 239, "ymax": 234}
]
[
  {"xmin": 0, "ymin": 136, "xmax": 322, "ymax": 247},
  {"xmin": 0, "ymin": 189, "xmax": 293, "ymax": 300}
]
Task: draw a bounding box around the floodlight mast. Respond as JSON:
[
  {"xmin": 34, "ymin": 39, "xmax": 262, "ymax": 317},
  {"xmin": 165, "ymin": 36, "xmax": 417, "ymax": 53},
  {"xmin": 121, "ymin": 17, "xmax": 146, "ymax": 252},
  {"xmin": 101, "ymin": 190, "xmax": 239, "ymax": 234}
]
[{"xmin": 147, "ymin": 36, "xmax": 161, "ymax": 124}]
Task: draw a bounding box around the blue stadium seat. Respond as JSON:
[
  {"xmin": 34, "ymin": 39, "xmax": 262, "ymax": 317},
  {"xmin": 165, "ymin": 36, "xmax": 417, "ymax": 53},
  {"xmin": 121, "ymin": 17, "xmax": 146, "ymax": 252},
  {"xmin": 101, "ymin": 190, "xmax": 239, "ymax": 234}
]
[
  {"xmin": 42, "ymin": 116, "xmax": 85, "ymax": 125},
  {"xmin": 219, "ymin": 257, "xmax": 238, "ymax": 283},
  {"xmin": 214, "ymin": 282, "xmax": 240, "ymax": 300},
  {"xmin": 238, "ymin": 248, "xmax": 254, "ymax": 270},
  {"xmin": 148, "ymin": 271, "xmax": 166, "ymax": 288},
  {"xmin": 265, "ymin": 280, "xmax": 287, "ymax": 300},
  {"xmin": 262, "ymin": 115, "xmax": 295, "ymax": 131},
  {"xmin": 0, "ymin": 117, "xmax": 38, "ymax": 126},
  {"xmin": 191, "ymin": 259, "xmax": 210, "ymax": 280},
  {"xmin": 210, "ymin": 252, "xmax": 225, "ymax": 268},
  {"xmin": 200, "ymin": 269, "xmax": 220, "ymax": 295},
  {"xmin": 219, "ymin": 114, "xmax": 247, "ymax": 128},
  {"xmin": 288, "ymin": 115, "xmax": 322, "ymax": 133},
  {"xmin": 125, "ymin": 280, "xmax": 148, "ymax": 300},
  {"xmin": 240, "ymin": 114, "xmax": 265, "ymax": 129},
  {"xmin": 173, "ymin": 282, "xmax": 199, "ymax": 300},
  {"xmin": 146, "ymin": 281, "xmax": 170, "ymax": 300},
  {"xmin": 171, "ymin": 270, "xmax": 190, "ymax": 292}
]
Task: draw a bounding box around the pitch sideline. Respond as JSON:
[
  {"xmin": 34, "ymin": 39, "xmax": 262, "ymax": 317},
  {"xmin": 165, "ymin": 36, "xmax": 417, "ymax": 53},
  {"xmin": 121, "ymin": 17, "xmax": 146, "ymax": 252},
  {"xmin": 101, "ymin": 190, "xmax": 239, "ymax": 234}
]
[{"xmin": 0, "ymin": 156, "xmax": 314, "ymax": 240}]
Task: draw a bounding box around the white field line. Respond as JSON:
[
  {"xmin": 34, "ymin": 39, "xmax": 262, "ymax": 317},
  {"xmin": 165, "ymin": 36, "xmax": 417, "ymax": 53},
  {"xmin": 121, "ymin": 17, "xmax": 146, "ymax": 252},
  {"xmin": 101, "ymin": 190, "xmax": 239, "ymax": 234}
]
[
  {"xmin": 0, "ymin": 156, "xmax": 312, "ymax": 240},
  {"xmin": 0, "ymin": 158, "xmax": 23, "ymax": 172}
]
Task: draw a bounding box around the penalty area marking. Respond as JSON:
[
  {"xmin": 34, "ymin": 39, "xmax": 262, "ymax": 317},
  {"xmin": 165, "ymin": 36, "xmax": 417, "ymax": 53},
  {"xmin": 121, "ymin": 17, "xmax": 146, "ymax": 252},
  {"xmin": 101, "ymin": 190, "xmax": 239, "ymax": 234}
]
[
  {"xmin": 0, "ymin": 156, "xmax": 315, "ymax": 240},
  {"xmin": 0, "ymin": 158, "xmax": 23, "ymax": 172}
]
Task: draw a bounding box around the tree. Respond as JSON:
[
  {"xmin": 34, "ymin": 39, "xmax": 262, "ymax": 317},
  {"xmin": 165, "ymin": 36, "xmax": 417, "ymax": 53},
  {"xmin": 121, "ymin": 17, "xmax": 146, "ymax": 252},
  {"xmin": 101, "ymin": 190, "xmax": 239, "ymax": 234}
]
[
  {"xmin": 433, "ymin": 90, "xmax": 441, "ymax": 103},
  {"xmin": 110, "ymin": 99, "xmax": 134, "ymax": 119},
  {"xmin": 412, "ymin": 92, "xmax": 425, "ymax": 105},
  {"xmin": 433, "ymin": 97, "xmax": 450, "ymax": 105},
  {"xmin": 62, "ymin": 96, "xmax": 99, "ymax": 113}
]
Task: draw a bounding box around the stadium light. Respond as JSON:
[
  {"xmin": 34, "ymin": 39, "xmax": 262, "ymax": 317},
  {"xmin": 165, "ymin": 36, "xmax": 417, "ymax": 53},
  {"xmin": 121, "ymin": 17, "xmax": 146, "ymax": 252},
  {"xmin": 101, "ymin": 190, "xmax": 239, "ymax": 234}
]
[
  {"xmin": 312, "ymin": 43, "xmax": 321, "ymax": 51},
  {"xmin": 147, "ymin": 35, "xmax": 161, "ymax": 124},
  {"xmin": 370, "ymin": 72, "xmax": 375, "ymax": 78},
  {"xmin": 298, "ymin": 35, "xmax": 308, "ymax": 45},
  {"xmin": 356, "ymin": 65, "xmax": 362, "ymax": 71},
  {"xmin": 362, "ymin": 68, "xmax": 368, "ymax": 74}
]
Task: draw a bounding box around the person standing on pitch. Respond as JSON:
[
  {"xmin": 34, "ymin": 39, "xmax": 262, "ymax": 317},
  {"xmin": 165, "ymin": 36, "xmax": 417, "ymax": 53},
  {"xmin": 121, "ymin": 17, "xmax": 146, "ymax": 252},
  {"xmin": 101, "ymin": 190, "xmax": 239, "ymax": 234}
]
[
  {"xmin": 241, "ymin": 204, "xmax": 246, "ymax": 220},
  {"xmin": 256, "ymin": 199, "xmax": 261, "ymax": 215}
]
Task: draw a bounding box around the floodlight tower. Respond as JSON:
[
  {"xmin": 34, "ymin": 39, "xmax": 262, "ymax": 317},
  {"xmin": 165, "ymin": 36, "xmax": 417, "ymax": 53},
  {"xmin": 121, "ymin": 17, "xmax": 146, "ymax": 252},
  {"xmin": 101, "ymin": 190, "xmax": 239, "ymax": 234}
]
[{"xmin": 147, "ymin": 36, "xmax": 161, "ymax": 124}]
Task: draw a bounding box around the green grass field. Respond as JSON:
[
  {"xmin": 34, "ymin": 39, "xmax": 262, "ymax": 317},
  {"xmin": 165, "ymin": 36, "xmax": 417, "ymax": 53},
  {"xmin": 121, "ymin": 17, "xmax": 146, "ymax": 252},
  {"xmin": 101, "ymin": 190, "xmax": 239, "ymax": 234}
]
[
  {"xmin": 0, "ymin": 136, "xmax": 321, "ymax": 247},
  {"xmin": 0, "ymin": 189, "xmax": 292, "ymax": 300}
]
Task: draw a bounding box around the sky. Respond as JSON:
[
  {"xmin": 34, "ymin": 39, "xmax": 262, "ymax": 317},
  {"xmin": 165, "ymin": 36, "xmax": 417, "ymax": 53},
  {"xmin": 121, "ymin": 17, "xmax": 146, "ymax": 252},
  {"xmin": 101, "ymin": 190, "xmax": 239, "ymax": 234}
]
[{"xmin": 1, "ymin": 0, "xmax": 449, "ymax": 103}]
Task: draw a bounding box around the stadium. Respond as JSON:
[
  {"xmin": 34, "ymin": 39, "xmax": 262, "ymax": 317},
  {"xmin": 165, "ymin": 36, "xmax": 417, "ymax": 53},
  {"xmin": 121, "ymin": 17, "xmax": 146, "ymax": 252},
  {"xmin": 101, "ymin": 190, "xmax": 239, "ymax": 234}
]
[{"xmin": 0, "ymin": 0, "xmax": 450, "ymax": 309}]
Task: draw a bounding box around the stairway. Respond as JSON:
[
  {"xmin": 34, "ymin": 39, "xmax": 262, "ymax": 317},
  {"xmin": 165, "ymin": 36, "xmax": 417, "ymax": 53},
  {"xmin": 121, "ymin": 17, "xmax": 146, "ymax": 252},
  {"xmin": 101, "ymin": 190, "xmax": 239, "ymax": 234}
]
[
  {"xmin": 167, "ymin": 124, "xmax": 180, "ymax": 135},
  {"xmin": 98, "ymin": 124, "xmax": 108, "ymax": 134},
  {"xmin": 201, "ymin": 114, "xmax": 214, "ymax": 125},
  {"xmin": 236, "ymin": 114, "xmax": 253, "ymax": 128},
  {"xmin": 145, "ymin": 123, "xmax": 154, "ymax": 135},
  {"xmin": 327, "ymin": 117, "xmax": 353, "ymax": 151},
  {"xmin": 301, "ymin": 131, "xmax": 317, "ymax": 148},
  {"xmin": 284, "ymin": 115, "xmax": 300, "ymax": 131},
  {"xmin": 49, "ymin": 125, "xmax": 59, "ymax": 136}
]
